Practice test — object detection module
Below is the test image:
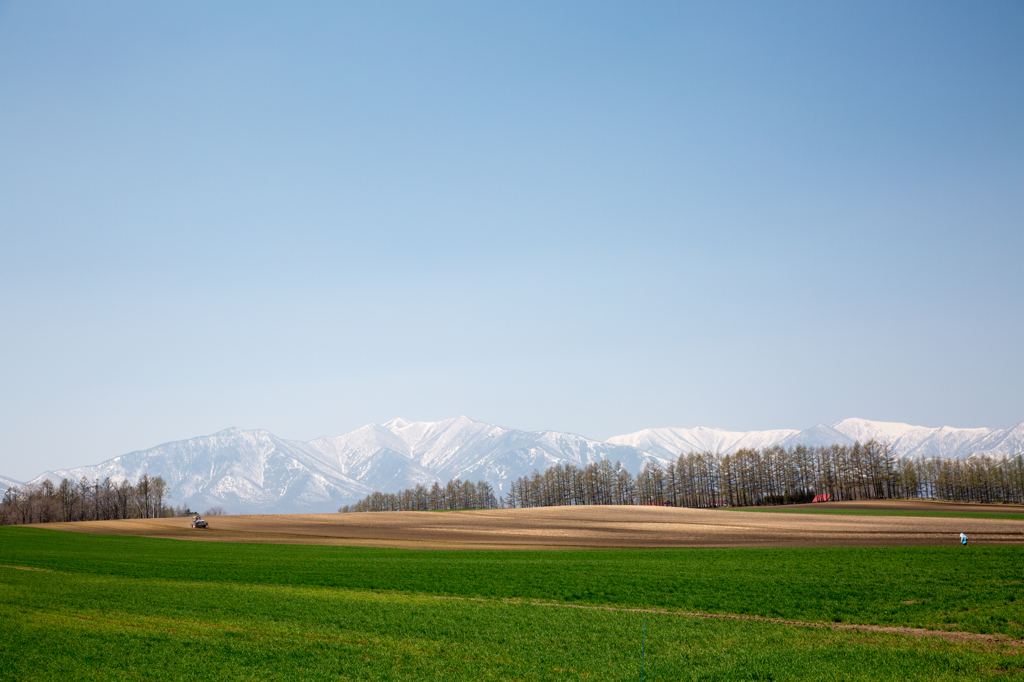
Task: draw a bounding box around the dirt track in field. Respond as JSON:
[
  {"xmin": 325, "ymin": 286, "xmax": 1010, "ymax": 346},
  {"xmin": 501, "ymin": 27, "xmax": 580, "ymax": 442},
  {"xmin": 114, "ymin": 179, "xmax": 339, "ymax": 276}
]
[
  {"xmin": 35, "ymin": 500, "xmax": 1024, "ymax": 549},
  {"xmin": 425, "ymin": 594, "xmax": 1024, "ymax": 647}
]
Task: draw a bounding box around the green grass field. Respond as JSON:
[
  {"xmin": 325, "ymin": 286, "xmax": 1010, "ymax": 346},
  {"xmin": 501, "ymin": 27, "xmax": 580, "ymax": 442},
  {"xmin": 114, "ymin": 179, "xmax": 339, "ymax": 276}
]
[
  {"xmin": 728, "ymin": 507, "xmax": 1024, "ymax": 520},
  {"xmin": 2, "ymin": 527, "xmax": 1023, "ymax": 680}
]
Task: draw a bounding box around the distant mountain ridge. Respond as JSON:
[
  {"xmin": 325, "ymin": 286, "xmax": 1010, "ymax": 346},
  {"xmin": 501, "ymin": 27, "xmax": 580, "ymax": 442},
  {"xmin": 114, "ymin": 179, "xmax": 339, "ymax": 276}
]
[
  {"xmin": 7, "ymin": 417, "xmax": 1023, "ymax": 515},
  {"xmin": 607, "ymin": 418, "xmax": 1024, "ymax": 461},
  {"xmin": 0, "ymin": 474, "xmax": 23, "ymax": 491}
]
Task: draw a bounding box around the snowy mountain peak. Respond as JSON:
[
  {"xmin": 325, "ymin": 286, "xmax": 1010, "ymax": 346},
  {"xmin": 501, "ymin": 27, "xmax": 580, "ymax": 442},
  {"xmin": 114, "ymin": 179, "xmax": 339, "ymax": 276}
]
[
  {"xmin": 606, "ymin": 425, "xmax": 800, "ymax": 459},
  {"xmin": 830, "ymin": 418, "xmax": 918, "ymax": 443},
  {"xmin": 780, "ymin": 424, "xmax": 854, "ymax": 449},
  {"xmin": 15, "ymin": 417, "xmax": 1023, "ymax": 515}
]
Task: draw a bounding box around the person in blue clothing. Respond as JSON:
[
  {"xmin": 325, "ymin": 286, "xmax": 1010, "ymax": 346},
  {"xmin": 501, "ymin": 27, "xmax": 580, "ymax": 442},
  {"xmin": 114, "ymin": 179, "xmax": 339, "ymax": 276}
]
[{"xmin": 960, "ymin": 532, "xmax": 968, "ymax": 545}]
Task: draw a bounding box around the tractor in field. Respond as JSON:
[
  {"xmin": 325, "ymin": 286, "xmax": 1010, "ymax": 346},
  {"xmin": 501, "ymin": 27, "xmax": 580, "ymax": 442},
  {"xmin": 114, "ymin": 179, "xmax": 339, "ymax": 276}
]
[{"xmin": 191, "ymin": 514, "xmax": 209, "ymax": 529}]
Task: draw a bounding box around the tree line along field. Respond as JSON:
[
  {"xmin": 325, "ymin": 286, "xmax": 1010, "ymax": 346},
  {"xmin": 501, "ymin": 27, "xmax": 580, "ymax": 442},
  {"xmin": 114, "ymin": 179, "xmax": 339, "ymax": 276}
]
[
  {"xmin": 2, "ymin": 526, "xmax": 1023, "ymax": 680},
  {"xmin": 6, "ymin": 442, "xmax": 1023, "ymax": 524},
  {"xmin": 1, "ymin": 474, "xmax": 203, "ymax": 526},
  {"xmin": 344, "ymin": 442, "xmax": 1024, "ymax": 512}
]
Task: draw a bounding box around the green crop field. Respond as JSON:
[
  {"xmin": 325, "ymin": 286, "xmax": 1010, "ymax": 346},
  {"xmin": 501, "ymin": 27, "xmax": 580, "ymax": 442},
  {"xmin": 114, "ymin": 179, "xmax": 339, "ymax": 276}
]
[
  {"xmin": 728, "ymin": 507, "xmax": 1024, "ymax": 520},
  {"xmin": 2, "ymin": 527, "xmax": 1023, "ymax": 680}
]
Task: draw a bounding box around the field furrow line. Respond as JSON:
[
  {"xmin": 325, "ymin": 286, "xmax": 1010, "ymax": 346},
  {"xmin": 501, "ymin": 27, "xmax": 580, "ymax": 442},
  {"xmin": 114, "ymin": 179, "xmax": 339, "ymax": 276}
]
[{"xmin": 420, "ymin": 594, "xmax": 1024, "ymax": 648}]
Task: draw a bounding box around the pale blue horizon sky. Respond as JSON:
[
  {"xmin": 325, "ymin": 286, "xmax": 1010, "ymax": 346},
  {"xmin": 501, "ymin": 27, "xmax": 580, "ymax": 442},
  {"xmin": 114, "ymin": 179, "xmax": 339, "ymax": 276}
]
[{"xmin": 1, "ymin": 1, "xmax": 1022, "ymax": 480}]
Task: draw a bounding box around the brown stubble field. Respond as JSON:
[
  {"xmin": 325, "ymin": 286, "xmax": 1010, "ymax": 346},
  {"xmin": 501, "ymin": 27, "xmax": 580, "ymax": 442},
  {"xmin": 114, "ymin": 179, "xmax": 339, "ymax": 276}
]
[{"xmin": 34, "ymin": 500, "xmax": 1024, "ymax": 549}]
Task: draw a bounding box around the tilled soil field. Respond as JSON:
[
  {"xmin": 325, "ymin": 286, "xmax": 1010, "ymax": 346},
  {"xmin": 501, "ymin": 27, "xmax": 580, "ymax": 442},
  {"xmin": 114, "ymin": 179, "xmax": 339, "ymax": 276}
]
[
  {"xmin": 738, "ymin": 499, "xmax": 1024, "ymax": 513},
  {"xmin": 36, "ymin": 501, "xmax": 1024, "ymax": 549}
]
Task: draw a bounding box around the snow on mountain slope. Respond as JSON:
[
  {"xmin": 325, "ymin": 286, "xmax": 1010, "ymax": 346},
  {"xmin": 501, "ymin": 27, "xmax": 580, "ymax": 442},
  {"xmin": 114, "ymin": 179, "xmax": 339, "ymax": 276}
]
[
  {"xmin": 0, "ymin": 474, "xmax": 22, "ymax": 491},
  {"xmin": 606, "ymin": 426, "xmax": 800, "ymax": 458},
  {"xmin": 830, "ymin": 418, "xmax": 920, "ymax": 445},
  {"xmin": 22, "ymin": 418, "xmax": 668, "ymax": 513},
  {"xmin": 974, "ymin": 422, "xmax": 1024, "ymax": 456},
  {"xmin": 424, "ymin": 424, "xmax": 667, "ymax": 488},
  {"xmin": 829, "ymin": 418, "xmax": 1014, "ymax": 459},
  {"xmin": 305, "ymin": 416, "xmax": 510, "ymax": 485},
  {"xmin": 17, "ymin": 417, "xmax": 1024, "ymax": 514},
  {"xmin": 308, "ymin": 416, "xmax": 668, "ymax": 495},
  {"xmin": 778, "ymin": 424, "xmax": 856, "ymax": 449},
  {"xmin": 30, "ymin": 428, "xmax": 371, "ymax": 515},
  {"xmin": 609, "ymin": 419, "xmax": 1024, "ymax": 461}
]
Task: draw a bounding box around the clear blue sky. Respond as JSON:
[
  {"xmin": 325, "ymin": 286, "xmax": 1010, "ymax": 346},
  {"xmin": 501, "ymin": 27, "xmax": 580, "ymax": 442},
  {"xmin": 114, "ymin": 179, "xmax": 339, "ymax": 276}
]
[{"xmin": 1, "ymin": 1, "xmax": 1022, "ymax": 480}]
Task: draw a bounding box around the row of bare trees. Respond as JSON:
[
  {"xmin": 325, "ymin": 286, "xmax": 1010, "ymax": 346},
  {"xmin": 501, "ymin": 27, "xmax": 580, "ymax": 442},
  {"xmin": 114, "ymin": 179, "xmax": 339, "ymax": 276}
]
[
  {"xmin": 340, "ymin": 478, "xmax": 498, "ymax": 513},
  {"xmin": 503, "ymin": 442, "xmax": 1024, "ymax": 509},
  {"xmin": 339, "ymin": 443, "xmax": 1024, "ymax": 514},
  {"xmin": 0, "ymin": 475, "xmax": 197, "ymax": 526}
]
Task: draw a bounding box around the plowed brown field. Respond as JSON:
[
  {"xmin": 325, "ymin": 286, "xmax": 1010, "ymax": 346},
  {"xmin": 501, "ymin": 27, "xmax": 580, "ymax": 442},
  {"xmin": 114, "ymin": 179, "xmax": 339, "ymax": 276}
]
[{"xmin": 35, "ymin": 500, "xmax": 1024, "ymax": 549}]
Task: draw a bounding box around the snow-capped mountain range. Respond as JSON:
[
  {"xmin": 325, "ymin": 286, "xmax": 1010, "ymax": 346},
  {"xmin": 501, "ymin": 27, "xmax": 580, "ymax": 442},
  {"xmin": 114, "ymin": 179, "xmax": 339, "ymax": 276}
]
[
  {"xmin": 6, "ymin": 417, "xmax": 1023, "ymax": 514},
  {"xmin": 606, "ymin": 418, "xmax": 1024, "ymax": 462}
]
